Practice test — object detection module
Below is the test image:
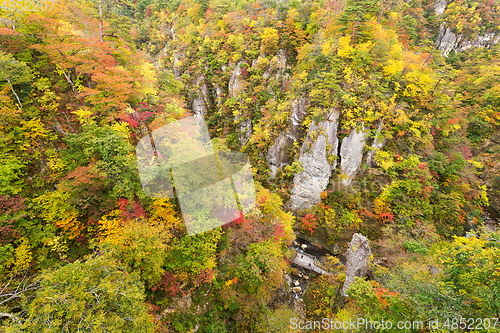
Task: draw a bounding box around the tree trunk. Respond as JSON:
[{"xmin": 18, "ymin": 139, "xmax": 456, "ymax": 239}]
[
  {"xmin": 276, "ymin": 0, "xmax": 282, "ymax": 20},
  {"xmin": 60, "ymin": 67, "xmax": 77, "ymax": 95},
  {"xmin": 99, "ymin": 1, "xmax": 103, "ymax": 42},
  {"xmin": 6, "ymin": 77, "xmax": 22, "ymax": 110}
]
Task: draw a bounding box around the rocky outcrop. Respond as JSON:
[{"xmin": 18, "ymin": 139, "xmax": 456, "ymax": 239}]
[
  {"xmin": 435, "ymin": 23, "xmax": 500, "ymax": 56},
  {"xmin": 435, "ymin": 24, "xmax": 457, "ymax": 56},
  {"xmin": 434, "ymin": 0, "xmax": 446, "ymax": 17},
  {"xmin": 228, "ymin": 62, "xmax": 252, "ymax": 144},
  {"xmin": 276, "ymin": 49, "xmax": 287, "ymax": 75},
  {"xmin": 263, "ymin": 49, "xmax": 291, "ymax": 94},
  {"xmin": 228, "ymin": 62, "xmax": 244, "ymax": 97},
  {"xmin": 341, "ymin": 233, "xmax": 372, "ymax": 297},
  {"xmin": 192, "ymin": 76, "xmax": 210, "ymax": 117},
  {"xmin": 366, "ymin": 120, "xmax": 387, "ymax": 167},
  {"xmin": 267, "ymin": 132, "xmax": 292, "ymax": 177},
  {"xmin": 173, "ymin": 53, "xmax": 181, "ymax": 79},
  {"xmin": 340, "ymin": 125, "xmax": 368, "ymax": 186},
  {"xmin": 288, "ymin": 109, "xmax": 340, "ymax": 211},
  {"xmin": 263, "ymin": 49, "xmax": 287, "ymax": 80},
  {"xmin": 266, "ymin": 98, "xmax": 309, "ymax": 177},
  {"xmin": 239, "ymin": 118, "xmax": 252, "ymax": 146},
  {"xmin": 457, "ymin": 33, "xmax": 500, "ymax": 52},
  {"xmin": 434, "ymin": 0, "xmax": 500, "ymax": 56},
  {"xmin": 215, "ymin": 84, "xmax": 223, "ymax": 106}
]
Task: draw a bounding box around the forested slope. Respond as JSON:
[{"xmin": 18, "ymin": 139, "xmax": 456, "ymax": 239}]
[{"xmin": 1, "ymin": 0, "xmax": 500, "ymax": 332}]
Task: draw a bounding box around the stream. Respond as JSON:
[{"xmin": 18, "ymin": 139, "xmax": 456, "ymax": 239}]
[{"xmin": 288, "ymin": 238, "xmax": 344, "ymax": 298}]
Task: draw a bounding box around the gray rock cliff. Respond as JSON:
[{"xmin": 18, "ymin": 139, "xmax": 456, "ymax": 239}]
[
  {"xmin": 366, "ymin": 120, "xmax": 387, "ymax": 167},
  {"xmin": 229, "ymin": 62, "xmax": 244, "ymax": 97},
  {"xmin": 435, "ymin": 23, "xmax": 499, "ymax": 56},
  {"xmin": 266, "ymin": 98, "xmax": 309, "ymax": 177},
  {"xmin": 192, "ymin": 75, "xmax": 210, "ymax": 117},
  {"xmin": 288, "ymin": 109, "xmax": 340, "ymax": 211},
  {"xmin": 340, "ymin": 125, "xmax": 368, "ymax": 186},
  {"xmin": 434, "ymin": 0, "xmax": 446, "ymax": 17}
]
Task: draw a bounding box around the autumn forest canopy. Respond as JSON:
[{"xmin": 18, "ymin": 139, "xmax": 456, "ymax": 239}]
[{"xmin": 1, "ymin": 0, "xmax": 500, "ymax": 331}]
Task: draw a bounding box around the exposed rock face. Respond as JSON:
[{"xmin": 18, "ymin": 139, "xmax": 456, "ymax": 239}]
[
  {"xmin": 458, "ymin": 33, "xmax": 500, "ymax": 52},
  {"xmin": 263, "ymin": 49, "xmax": 287, "ymax": 79},
  {"xmin": 228, "ymin": 62, "xmax": 244, "ymax": 97},
  {"xmin": 434, "ymin": 0, "xmax": 447, "ymax": 17},
  {"xmin": 267, "ymin": 132, "xmax": 292, "ymax": 177},
  {"xmin": 435, "ymin": 23, "xmax": 500, "ymax": 56},
  {"xmin": 173, "ymin": 53, "xmax": 181, "ymax": 79},
  {"xmin": 289, "ymin": 98, "xmax": 308, "ymax": 134},
  {"xmin": 276, "ymin": 49, "xmax": 287, "ymax": 75},
  {"xmin": 288, "ymin": 110, "xmax": 340, "ymax": 211},
  {"xmin": 168, "ymin": 25, "xmax": 175, "ymax": 40},
  {"xmin": 239, "ymin": 119, "xmax": 252, "ymax": 146},
  {"xmin": 192, "ymin": 97, "xmax": 205, "ymax": 116},
  {"xmin": 228, "ymin": 62, "xmax": 252, "ymax": 144},
  {"xmin": 340, "ymin": 125, "xmax": 368, "ymax": 186},
  {"xmin": 215, "ymin": 84, "xmax": 223, "ymax": 106},
  {"xmin": 192, "ymin": 76, "xmax": 210, "ymax": 117},
  {"xmin": 341, "ymin": 233, "xmax": 372, "ymax": 297},
  {"xmin": 285, "ymin": 273, "xmax": 292, "ymax": 288},
  {"xmin": 266, "ymin": 98, "xmax": 309, "ymax": 177},
  {"xmin": 262, "ymin": 49, "xmax": 290, "ymax": 93},
  {"xmin": 366, "ymin": 120, "xmax": 387, "ymax": 167},
  {"xmin": 435, "ymin": 24, "xmax": 458, "ymax": 56}
]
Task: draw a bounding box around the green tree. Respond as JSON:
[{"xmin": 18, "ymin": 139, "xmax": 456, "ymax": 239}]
[
  {"xmin": 100, "ymin": 220, "xmax": 168, "ymax": 287},
  {"xmin": 0, "ymin": 51, "xmax": 32, "ymax": 110},
  {"xmin": 3, "ymin": 253, "xmax": 155, "ymax": 333},
  {"xmin": 338, "ymin": 0, "xmax": 380, "ymax": 43},
  {"xmin": 436, "ymin": 232, "xmax": 500, "ymax": 317},
  {"xmin": 62, "ymin": 119, "xmax": 142, "ymax": 200}
]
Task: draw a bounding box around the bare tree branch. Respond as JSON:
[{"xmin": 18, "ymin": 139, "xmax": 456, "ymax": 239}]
[{"xmin": 0, "ymin": 269, "xmax": 40, "ymax": 311}]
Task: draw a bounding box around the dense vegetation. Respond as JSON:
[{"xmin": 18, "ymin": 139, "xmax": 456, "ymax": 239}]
[{"xmin": 1, "ymin": 0, "xmax": 500, "ymax": 331}]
